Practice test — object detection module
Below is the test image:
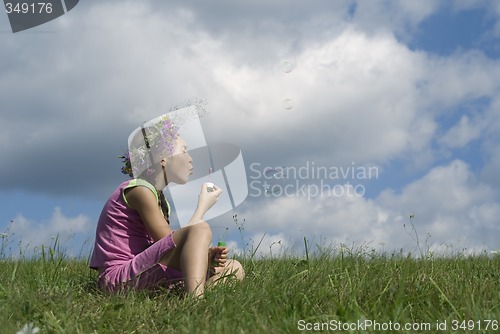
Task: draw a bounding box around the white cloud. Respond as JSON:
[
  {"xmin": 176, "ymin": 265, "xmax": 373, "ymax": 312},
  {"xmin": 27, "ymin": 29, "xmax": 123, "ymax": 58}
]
[
  {"xmin": 205, "ymin": 27, "xmax": 439, "ymax": 167},
  {"xmin": 2, "ymin": 0, "xmax": 500, "ymax": 257},
  {"xmin": 9, "ymin": 208, "xmax": 91, "ymax": 256},
  {"xmin": 237, "ymin": 232, "xmax": 289, "ymax": 258},
  {"xmin": 421, "ymin": 51, "xmax": 500, "ymax": 109},
  {"xmin": 237, "ymin": 160, "xmax": 500, "ymax": 255},
  {"xmin": 2, "ymin": 1, "xmax": 500, "ymax": 195},
  {"xmin": 351, "ymin": 0, "xmax": 442, "ymax": 39},
  {"xmin": 480, "ymin": 144, "xmax": 500, "ymax": 188},
  {"xmin": 439, "ymin": 115, "xmax": 483, "ymax": 148}
]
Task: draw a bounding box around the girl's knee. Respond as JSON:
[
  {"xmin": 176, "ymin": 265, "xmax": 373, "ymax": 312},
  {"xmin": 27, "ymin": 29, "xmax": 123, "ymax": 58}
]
[
  {"xmin": 173, "ymin": 221, "xmax": 212, "ymax": 247},
  {"xmin": 186, "ymin": 220, "xmax": 212, "ymax": 243}
]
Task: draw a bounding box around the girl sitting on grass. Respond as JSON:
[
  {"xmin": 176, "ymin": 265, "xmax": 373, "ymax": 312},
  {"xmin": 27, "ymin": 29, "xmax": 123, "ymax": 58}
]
[{"xmin": 90, "ymin": 114, "xmax": 244, "ymax": 297}]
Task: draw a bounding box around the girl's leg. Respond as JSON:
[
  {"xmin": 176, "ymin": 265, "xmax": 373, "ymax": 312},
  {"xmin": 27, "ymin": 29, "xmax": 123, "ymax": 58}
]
[
  {"xmin": 159, "ymin": 221, "xmax": 212, "ymax": 297},
  {"xmin": 207, "ymin": 259, "xmax": 245, "ymax": 286}
]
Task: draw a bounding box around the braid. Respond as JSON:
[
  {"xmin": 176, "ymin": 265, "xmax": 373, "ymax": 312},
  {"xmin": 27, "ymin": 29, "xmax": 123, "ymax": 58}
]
[{"xmin": 158, "ymin": 191, "xmax": 170, "ymax": 224}]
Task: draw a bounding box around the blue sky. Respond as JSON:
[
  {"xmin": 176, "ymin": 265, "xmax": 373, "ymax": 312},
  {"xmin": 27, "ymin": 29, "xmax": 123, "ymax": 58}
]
[{"xmin": 1, "ymin": 0, "xmax": 500, "ymax": 258}]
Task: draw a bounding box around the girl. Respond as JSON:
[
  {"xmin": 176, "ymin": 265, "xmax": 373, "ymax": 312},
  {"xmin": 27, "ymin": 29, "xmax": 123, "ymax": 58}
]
[{"xmin": 90, "ymin": 114, "xmax": 244, "ymax": 297}]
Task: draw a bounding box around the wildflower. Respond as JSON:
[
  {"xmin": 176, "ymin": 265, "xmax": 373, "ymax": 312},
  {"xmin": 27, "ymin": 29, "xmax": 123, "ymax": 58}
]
[{"xmin": 16, "ymin": 323, "xmax": 40, "ymax": 334}]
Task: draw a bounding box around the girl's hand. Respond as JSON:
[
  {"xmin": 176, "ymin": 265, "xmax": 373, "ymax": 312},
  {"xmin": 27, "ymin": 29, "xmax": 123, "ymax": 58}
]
[
  {"xmin": 209, "ymin": 245, "xmax": 229, "ymax": 268},
  {"xmin": 197, "ymin": 183, "xmax": 223, "ymax": 214},
  {"xmin": 187, "ymin": 184, "xmax": 223, "ymax": 226}
]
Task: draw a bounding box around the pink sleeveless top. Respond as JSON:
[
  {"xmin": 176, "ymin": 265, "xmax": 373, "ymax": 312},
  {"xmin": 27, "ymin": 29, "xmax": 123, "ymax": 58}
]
[{"xmin": 89, "ymin": 179, "xmax": 169, "ymax": 270}]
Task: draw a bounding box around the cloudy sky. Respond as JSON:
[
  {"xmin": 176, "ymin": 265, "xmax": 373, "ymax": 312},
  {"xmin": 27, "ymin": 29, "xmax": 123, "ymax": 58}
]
[{"xmin": 1, "ymin": 0, "xmax": 500, "ymax": 258}]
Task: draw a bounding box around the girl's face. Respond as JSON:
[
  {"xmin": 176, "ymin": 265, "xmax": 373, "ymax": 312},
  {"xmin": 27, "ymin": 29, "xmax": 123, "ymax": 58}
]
[{"xmin": 163, "ymin": 136, "xmax": 193, "ymax": 185}]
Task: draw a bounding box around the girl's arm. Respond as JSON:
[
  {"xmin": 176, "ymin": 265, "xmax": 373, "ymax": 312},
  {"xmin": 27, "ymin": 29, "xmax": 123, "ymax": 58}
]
[
  {"xmin": 125, "ymin": 186, "xmax": 173, "ymax": 241},
  {"xmin": 186, "ymin": 183, "xmax": 223, "ymax": 226},
  {"xmin": 125, "ymin": 183, "xmax": 223, "ymax": 240}
]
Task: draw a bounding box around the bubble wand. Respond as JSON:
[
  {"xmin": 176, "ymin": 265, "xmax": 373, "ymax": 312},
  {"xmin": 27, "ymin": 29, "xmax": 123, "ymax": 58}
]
[
  {"xmin": 206, "ymin": 167, "xmax": 226, "ymax": 266},
  {"xmin": 206, "ymin": 167, "xmax": 214, "ymax": 192}
]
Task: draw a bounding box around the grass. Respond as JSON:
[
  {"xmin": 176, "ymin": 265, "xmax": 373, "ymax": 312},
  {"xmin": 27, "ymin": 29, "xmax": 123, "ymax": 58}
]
[{"xmin": 1, "ymin": 241, "xmax": 499, "ymax": 334}]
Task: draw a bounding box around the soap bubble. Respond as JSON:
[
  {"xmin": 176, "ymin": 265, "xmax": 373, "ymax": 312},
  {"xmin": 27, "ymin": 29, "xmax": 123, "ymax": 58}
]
[
  {"xmin": 282, "ymin": 61, "xmax": 294, "ymax": 73},
  {"xmin": 265, "ymin": 184, "xmax": 281, "ymax": 195},
  {"xmin": 263, "ymin": 167, "xmax": 288, "ymax": 197},
  {"xmin": 264, "ymin": 167, "xmax": 287, "ymax": 178},
  {"xmin": 283, "ymin": 99, "xmax": 294, "ymax": 110}
]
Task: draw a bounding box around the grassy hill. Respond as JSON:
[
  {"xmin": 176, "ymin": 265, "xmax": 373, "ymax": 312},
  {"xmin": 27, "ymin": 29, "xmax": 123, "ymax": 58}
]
[{"xmin": 1, "ymin": 243, "xmax": 499, "ymax": 333}]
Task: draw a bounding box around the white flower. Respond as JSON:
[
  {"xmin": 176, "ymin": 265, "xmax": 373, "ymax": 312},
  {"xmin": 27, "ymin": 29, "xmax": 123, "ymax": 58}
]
[{"xmin": 16, "ymin": 323, "xmax": 40, "ymax": 334}]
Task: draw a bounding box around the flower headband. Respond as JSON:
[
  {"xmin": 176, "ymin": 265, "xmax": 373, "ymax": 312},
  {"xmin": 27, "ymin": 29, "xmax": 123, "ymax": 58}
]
[{"xmin": 120, "ymin": 114, "xmax": 179, "ymax": 178}]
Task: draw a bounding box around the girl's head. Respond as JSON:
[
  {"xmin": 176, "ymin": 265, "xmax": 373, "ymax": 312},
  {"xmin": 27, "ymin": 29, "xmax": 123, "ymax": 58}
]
[
  {"xmin": 161, "ymin": 135, "xmax": 193, "ymax": 185},
  {"xmin": 121, "ymin": 114, "xmax": 193, "ymax": 187}
]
